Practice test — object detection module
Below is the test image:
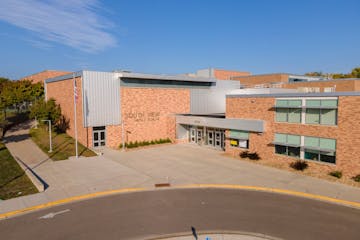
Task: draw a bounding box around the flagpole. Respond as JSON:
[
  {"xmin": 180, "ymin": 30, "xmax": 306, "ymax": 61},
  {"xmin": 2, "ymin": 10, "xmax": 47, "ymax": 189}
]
[{"xmin": 73, "ymin": 73, "xmax": 79, "ymax": 159}]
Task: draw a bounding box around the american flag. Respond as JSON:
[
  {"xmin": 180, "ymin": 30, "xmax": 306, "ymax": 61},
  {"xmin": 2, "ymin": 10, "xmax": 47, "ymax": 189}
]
[{"xmin": 74, "ymin": 78, "xmax": 78, "ymax": 103}]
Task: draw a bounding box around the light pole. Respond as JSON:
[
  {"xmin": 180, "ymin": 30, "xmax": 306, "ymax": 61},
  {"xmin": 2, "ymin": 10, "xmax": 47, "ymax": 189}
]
[{"xmin": 41, "ymin": 120, "xmax": 52, "ymax": 153}]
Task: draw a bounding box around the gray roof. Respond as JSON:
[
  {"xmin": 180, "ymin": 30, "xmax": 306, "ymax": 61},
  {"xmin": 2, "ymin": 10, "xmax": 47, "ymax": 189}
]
[
  {"xmin": 227, "ymin": 91, "xmax": 360, "ymax": 98},
  {"xmin": 118, "ymin": 72, "xmax": 216, "ymax": 83},
  {"xmin": 45, "ymin": 71, "xmax": 82, "ymax": 83},
  {"xmin": 45, "ymin": 70, "xmax": 216, "ymax": 84}
]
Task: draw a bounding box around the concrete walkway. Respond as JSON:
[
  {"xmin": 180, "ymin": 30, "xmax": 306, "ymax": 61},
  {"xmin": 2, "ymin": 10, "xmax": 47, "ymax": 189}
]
[
  {"xmin": 102, "ymin": 145, "xmax": 360, "ymax": 202},
  {"xmin": 4, "ymin": 121, "xmax": 50, "ymax": 168},
  {"xmin": 1, "ymin": 122, "xmax": 360, "ymax": 215}
]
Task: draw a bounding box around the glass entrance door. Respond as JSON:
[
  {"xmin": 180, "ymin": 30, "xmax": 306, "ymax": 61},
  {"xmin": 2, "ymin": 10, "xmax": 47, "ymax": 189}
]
[
  {"xmin": 190, "ymin": 128, "xmax": 196, "ymax": 143},
  {"xmin": 215, "ymin": 130, "xmax": 222, "ymax": 149},
  {"xmin": 207, "ymin": 130, "xmax": 214, "ymax": 146},
  {"xmin": 93, "ymin": 126, "xmax": 106, "ymax": 147},
  {"xmin": 196, "ymin": 128, "xmax": 203, "ymax": 144}
]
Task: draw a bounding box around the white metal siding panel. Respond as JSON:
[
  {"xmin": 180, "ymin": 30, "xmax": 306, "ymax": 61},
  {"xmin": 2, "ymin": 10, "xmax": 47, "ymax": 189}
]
[
  {"xmin": 190, "ymin": 80, "xmax": 240, "ymax": 114},
  {"xmin": 82, "ymin": 71, "xmax": 121, "ymax": 127}
]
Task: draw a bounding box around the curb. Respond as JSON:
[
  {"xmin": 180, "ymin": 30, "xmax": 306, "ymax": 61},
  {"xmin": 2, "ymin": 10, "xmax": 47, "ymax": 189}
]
[
  {"xmin": 176, "ymin": 184, "xmax": 360, "ymax": 209},
  {"xmin": 146, "ymin": 230, "xmax": 283, "ymax": 240},
  {"xmin": 14, "ymin": 156, "xmax": 45, "ymax": 192},
  {"xmin": 0, "ymin": 188, "xmax": 145, "ymax": 220},
  {"xmin": 1, "ymin": 184, "xmax": 359, "ymax": 220}
]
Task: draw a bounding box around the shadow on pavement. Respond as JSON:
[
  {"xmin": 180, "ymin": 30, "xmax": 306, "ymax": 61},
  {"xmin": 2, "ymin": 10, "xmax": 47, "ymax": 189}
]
[{"xmin": 15, "ymin": 156, "xmax": 49, "ymax": 190}]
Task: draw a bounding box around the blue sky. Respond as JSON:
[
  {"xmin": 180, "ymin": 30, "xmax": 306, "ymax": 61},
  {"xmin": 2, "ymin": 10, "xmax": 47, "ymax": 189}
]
[{"xmin": 0, "ymin": 0, "xmax": 359, "ymax": 79}]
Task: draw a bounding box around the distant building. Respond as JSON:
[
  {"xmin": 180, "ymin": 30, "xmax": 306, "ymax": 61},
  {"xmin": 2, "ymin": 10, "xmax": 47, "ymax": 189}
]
[
  {"xmin": 21, "ymin": 70, "xmax": 71, "ymax": 84},
  {"xmin": 231, "ymin": 73, "xmax": 360, "ymax": 92}
]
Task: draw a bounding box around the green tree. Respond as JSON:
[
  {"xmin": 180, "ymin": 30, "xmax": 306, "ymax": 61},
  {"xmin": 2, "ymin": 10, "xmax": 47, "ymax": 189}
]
[
  {"xmin": 351, "ymin": 67, "xmax": 360, "ymax": 78},
  {"xmin": 305, "ymin": 72, "xmax": 323, "ymax": 77},
  {"xmin": 30, "ymin": 98, "xmax": 61, "ymax": 124}
]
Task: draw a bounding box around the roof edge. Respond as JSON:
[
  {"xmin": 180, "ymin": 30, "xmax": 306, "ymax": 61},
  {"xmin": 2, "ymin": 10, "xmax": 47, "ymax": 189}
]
[{"xmin": 226, "ymin": 91, "xmax": 360, "ymax": 98}]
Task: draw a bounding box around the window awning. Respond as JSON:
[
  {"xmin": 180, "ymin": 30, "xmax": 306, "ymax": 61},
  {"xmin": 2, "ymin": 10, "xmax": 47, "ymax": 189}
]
[{"xmin": 176, "ymin": 115, "xmax": 264, "ymax": 132}]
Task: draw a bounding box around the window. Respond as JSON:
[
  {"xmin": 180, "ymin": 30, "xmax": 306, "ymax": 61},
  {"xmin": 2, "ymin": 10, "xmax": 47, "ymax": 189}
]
[
  {"xmin": 305, "ymin": 99, "xmax": 337, "ymax": 125},
  {"xmin": 275, "ymin": 98, "xmax": 338, "ymax": 126},
  {"xmin": 275, "ymin": 99, "xmax": 302, "ymax": 123},
  {"xmin": 274, "ymin": 133, "xmax": 301, "ymax": 158},
  {"xmin": 229, "ymin": 130, "xmax": 249, "ymax": 149},
  {"xmin": 304, "ymin": 136, "xmax": 336, "ymax": 164}
]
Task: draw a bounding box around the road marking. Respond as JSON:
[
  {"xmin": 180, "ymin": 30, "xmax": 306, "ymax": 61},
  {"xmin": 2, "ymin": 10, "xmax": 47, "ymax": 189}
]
[
  {"xmin": 39, "ymin": 209, "xmax": 70, "ymax": 219},
  {"xmin": 0, "ymin": 188, "xmax": 144, "ymax": 220},
  {"xmin": 1, "ymin": 184, "xmax": 359, "ymax": 220}
]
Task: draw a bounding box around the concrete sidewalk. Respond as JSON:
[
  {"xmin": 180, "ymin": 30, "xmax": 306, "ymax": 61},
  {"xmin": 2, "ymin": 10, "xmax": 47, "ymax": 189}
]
[
  {"xmin": 1, "ymin": 122, "xmax": 360, "ymax": 215},
  {"xmin": 4, "ymin": 121, "xmax": 50, "ymax": 168}
]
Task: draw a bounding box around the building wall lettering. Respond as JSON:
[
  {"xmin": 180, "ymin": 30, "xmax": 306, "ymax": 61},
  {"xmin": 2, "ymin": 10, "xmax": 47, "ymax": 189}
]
[{"xmin": 125, "ymin": 111, "xmax": 160, "ymax": 122}]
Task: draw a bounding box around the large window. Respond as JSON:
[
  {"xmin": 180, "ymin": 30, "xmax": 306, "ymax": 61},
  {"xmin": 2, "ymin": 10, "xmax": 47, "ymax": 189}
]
[
  {"xmin": 275, "ymin": 100, "xmax": 302, "ymax": 123},
  {"xmin": 274, "ymin": 134, "xmax": 337, "ymax": 164},
  {"xmin": 275, "ymin": 98, "xmax": 338, "ymax": 126},
  {"xmin": 274, "ymin": 133, "xmax": 301, "ymax": 158},
  {"xmin": 304, "ymin": 136, "xmax": 336, "ymax": 164},
  {"xmin": 305, "ymin": 99, "xmax": 337, "ymax": 125},
  {"xmin": 229, "ymin": 130, "xmax": 249, "ymax": 149}
]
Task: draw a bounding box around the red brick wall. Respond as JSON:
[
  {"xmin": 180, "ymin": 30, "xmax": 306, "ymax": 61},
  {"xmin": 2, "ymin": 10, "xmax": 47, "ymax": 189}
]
[
  {"xmin": 21, "ymin": 70, "xmax": 71, "ymax": 84},
  {"xmin": 231, "ymin": 74, "xmax": 289, "ymax": 87},
  {"xmin": 226, "ymin": 96, "xmax": 360, "ymax": 177},
  {"xmin": 282, "ymin": 80, "xmax": 357, "ymax": 92},
  {"xmin": 46, "ymin": 77, "xmax": 92, "ymax": 148},
  {"xmin": 105, "ymin": 87, "xmax": 191, "ymax": 148},
  {"xmin": 213, "ymin": 69, "xmax": 250, "ymax": 80}
]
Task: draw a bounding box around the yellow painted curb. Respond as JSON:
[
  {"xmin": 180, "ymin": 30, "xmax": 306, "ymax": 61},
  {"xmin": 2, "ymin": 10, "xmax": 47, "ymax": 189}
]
[
  {"xmin": 0, "ymin": 188, "xmax": 144, "ymax": 220},
  {"xmin": 176, "ymin": 184, "xmax": 360, "ymax": 209},
  {"xmin": 1, "ymin": 184, "xmax": 359, "ymax": 220}
]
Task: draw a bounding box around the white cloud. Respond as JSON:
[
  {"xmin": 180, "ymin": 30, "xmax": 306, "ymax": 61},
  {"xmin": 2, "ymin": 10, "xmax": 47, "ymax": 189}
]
[{"xmin": 0, "ymin": 0, "xmax": 117, "ymax": 52}]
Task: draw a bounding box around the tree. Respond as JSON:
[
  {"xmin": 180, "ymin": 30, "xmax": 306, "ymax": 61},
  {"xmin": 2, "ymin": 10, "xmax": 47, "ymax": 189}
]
[
  {"xmin": 30, "ymin": 98, "xmax": 61, "ymax": 124},
  {"xmin": 305, "ymin": 72, "xmax": 323, "ymax": 77},
  {"xmin": 351, "ymin": 67, "xmax": 360, "ymax": 78}
]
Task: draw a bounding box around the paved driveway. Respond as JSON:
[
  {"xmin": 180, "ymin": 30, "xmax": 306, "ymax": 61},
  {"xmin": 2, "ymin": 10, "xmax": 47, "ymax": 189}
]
[{"xmin": 2, "ymin": 138, "xmax": 360, "ymax": 214}]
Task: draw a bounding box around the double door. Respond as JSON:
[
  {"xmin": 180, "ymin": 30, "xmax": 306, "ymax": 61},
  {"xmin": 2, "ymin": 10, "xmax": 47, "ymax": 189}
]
[
  {"xmin": 190, "ymin": 127, "xmax": 203, "ymax": 144},
  {"xmin": 190, "ymin": 126, "xmax": 224, "ymax": 150},
  {"xmin": 93, "ymin": 126, "xmax": 106, "ymax": 147},
  {"xmin": 208, "ymin": 129, "xmax": 224, "ymax": 149}
]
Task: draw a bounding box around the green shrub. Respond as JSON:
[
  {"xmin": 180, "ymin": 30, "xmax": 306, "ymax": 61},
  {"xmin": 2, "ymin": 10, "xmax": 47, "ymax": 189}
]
[
  {"xmin": 127, "ymin": 141, "xmax": 134, "ymax": 148},
  {"xmin": 352, "ymin": 174, "xmax": 360, "ymax": 182},
  {"xmin": 329, "ymin": 171, "xmax": 342, "ymax": 179},
  {"xmin": 248, "ymin": 152, "xmax": 261, "ymax": 160},
  {"xmin": 121, "ymin": 138, "xmax": 172, "ymax": 149},
  {"xmin": 239, "ymin": 151, "xmax": 260, "ymax": 160},
  {"xmin": 290, "ymin": 160, "xmax": 308, "ymax": 171},
  {"xmin": 240, "ymin": 151, "xmax": 249, "ymax": 158}
]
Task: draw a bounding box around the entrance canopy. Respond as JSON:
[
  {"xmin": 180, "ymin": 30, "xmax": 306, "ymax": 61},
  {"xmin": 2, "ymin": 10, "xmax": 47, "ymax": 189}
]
[{"xmin": 176, "ymin": 115, "xmax": 264, "ymax": 132}]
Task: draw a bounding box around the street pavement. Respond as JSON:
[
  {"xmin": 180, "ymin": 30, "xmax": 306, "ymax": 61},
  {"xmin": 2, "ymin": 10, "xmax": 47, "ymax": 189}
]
[
  {"xmin": 1, "ymin": 188, "xmax": 359, "ymax": 240},
  {"xmin": 1, "ymin": 122, "xmax": 360, "ymax": 215}
]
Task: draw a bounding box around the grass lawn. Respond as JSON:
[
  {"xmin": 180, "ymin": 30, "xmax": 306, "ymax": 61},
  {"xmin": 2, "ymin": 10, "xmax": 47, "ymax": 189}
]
[
  {"xmin": 30, "ymin": 126, "xmax": 97, "ymax": 161},
  {"xmin": 0, "ymin": 143, "xmax": 38, "ymax": 200}
]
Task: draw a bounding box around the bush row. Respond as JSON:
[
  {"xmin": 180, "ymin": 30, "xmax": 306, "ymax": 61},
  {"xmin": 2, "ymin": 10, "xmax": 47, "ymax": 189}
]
[
  {"xmin": 119, "ymin": 138, "xmax": 172, "ymax": 149},
  {"xmin": 239, "ymin": 152, "xmax": 360, "ymax": 183},
  {"xmin": 289, "ymin": 161, "xmax": 360, "ymax": 183}
]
